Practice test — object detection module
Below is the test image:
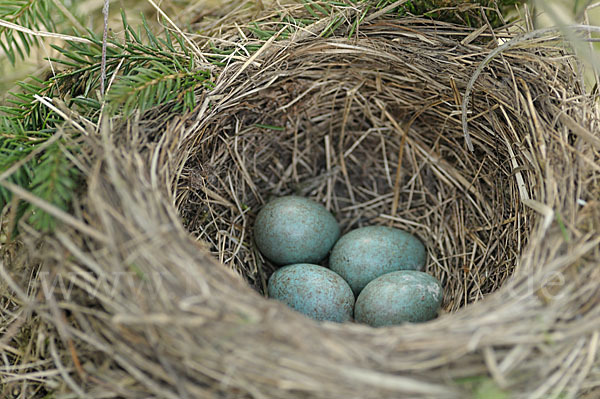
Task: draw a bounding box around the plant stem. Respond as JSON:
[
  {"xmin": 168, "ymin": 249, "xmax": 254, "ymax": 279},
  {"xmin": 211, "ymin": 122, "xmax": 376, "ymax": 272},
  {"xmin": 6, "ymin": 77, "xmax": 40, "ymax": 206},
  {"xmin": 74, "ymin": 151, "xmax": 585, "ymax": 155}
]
[{"xmin": 101, "ymin": 0, "xmax": 109, "ymax": 96}]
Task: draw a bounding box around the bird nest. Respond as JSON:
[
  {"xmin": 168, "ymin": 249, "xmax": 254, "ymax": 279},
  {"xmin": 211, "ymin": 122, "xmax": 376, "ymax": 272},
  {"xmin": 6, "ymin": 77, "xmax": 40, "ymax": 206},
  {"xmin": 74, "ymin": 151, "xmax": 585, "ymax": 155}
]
[{"xmin": 2, "ymin": 5, "xmax": 600, "ymax": 399}]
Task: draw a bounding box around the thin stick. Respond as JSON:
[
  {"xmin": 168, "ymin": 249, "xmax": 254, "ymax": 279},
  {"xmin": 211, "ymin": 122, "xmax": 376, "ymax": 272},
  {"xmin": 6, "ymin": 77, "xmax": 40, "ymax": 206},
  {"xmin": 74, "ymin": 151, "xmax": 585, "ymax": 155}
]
[
  {"xmin": 0, "ymin": 18, "xmax": 114, "ymax": 46},
  {"xmin": 101, "ymin": 0, "xmax": 109, "ymax": 96}
]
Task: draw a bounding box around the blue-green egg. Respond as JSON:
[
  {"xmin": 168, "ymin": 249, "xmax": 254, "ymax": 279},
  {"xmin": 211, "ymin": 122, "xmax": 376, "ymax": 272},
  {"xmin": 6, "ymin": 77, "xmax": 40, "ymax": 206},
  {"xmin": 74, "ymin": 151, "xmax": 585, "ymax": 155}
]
[
  {"xmin": 254, "ymin": 196, "xmax": 340, "ymax": 265},
  {"xmin": 329, "ymin": 226, "xmax": 427, "ymax": 295},
  {"xmin": 268, "ymin": 264, "xmax": 354, "ymax": 322},
  {"xmin": 354, "ymin": 270, "xmax": 443, "ymax": 327}
]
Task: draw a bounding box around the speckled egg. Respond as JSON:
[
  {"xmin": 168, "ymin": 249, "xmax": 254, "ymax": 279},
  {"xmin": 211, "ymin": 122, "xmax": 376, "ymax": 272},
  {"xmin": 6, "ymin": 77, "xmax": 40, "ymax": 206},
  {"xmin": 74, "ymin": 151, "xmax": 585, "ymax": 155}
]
[
  {"xmin": 254, "ymin": 196, "xmax": 340, "ymax": 265},
  {"xmin": 355, "ymin": 270, "xmax": 443, "ymax": 327},
  {"xmin": 268, "ymin": 263, "xmax": 354, "ymax": 322},
  {"xmin": 329, "ymin": 226, "xmax": 427, "ymax": 295}
]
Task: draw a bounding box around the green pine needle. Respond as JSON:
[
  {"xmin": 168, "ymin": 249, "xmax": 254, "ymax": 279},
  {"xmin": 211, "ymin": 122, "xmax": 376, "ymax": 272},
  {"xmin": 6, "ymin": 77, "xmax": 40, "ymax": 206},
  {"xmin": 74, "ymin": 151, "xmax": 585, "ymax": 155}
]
[
  {"xmin": 27, "ymin": 142, "xmax": 79, "ymax": 232},
  {"xmin": 0, "ymin": 0, "xmax": 85, "ymax": 65}
]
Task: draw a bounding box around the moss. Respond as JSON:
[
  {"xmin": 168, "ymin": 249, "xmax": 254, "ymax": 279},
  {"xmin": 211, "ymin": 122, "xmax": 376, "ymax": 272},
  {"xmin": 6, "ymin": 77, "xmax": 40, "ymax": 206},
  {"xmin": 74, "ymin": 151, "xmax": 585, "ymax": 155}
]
[{"xmin": 397, "ymin": 0, "xmax": 525, "ymax": 27}]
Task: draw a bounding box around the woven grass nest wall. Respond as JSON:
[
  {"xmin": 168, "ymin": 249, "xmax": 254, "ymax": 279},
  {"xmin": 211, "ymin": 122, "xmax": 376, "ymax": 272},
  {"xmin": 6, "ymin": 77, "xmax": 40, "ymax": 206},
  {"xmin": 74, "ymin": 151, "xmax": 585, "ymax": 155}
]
[{"xmin": 2, "ymin": 6, "xmax": 600, "ymax": 399}]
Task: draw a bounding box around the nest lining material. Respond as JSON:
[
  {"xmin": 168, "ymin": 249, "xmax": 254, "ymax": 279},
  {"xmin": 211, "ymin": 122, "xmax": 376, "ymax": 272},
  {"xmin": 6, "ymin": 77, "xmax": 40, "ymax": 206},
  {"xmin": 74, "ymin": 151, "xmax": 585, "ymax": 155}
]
[
  {"xmin": 2, "ymin": 9, "xmax": 600, "ymax": 399},
  {"xmin": 178, "ymin": 21, "xmax": 599, "ymax": 311},
  {"xmin": 178, "ymin": 23, "xmax": 548, "ymax": 312}
]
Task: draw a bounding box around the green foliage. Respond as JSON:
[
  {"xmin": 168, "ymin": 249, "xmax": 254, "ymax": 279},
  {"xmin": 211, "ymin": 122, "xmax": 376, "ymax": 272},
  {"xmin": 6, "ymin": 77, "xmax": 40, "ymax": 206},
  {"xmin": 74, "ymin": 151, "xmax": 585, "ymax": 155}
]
[
  {"xmin": 0, "ymin": 75, "xmax": 78, "ymax": 232},
  {"xmin": 454, "ymin": 375, "xmax": 509, "ymax": 399},
  {"xmin": 104, "ymin": 12, "xmax": 214, "ymax": 115},
  {"xmin": 0, "ymin": 0, "xmax": 79, "ymax": 64},
  {"xmin": 394, "ymin": 0, "xmax": 525, "ymax": 27},
  {"xmin": 45, "ymin": 11, "xmax": 214, "ymax": 116},
  {"xmin": 0, "ymin": 76, "xmax": 56, "ymax": 216},
  {"xmin": 27, "ymin": 143, "xmax": 79, "ymax": 231},
  {"xmin": 0, "ymin": 0, "xmax": 53, "ymax": 64},
  {"xmin": 239, "ymin": 0, "xmax": 522, "ymax": 45},
  {"xmin": 0, "ymin": 1, "xmax": 84, "ymax": 233},
  {"xmin": 1, "ymin": 10, "xmax": 216, "ymax": 233}
]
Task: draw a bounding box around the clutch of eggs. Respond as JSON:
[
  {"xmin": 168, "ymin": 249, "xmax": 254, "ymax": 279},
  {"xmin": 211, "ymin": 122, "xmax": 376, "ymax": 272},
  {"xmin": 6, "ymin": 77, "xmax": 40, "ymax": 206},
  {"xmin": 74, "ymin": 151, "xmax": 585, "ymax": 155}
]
[{"xmin": 255, "ymin": 196, "xmax": 442, "ymax": 325}]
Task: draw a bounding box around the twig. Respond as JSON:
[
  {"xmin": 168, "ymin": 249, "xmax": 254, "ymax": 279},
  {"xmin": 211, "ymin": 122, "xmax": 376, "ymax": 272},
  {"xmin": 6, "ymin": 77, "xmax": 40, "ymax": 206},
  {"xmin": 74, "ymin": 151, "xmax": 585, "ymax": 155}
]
[
  {"xmin": 0, "ymin": 18, "xmax": 116, "ymax": 47},
  {"xmin": 101, "ymin": 0, "xmax": 110, "ymax": 96}
]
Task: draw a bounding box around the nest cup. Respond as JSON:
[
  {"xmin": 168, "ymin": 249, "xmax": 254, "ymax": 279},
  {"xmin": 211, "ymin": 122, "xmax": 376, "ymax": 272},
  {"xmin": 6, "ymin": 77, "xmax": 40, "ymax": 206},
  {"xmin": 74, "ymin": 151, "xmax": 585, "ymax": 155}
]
[
  {"xmin": 171, "ymin": 18, "xmax": 599, "ymax": 396},
  {"xmin": 4, "ymin": 14, "xmax": 600, "ymax": 399},
  {"xmin": 181, "ymin": 21, "xmax": 565, "ymax": 311}
]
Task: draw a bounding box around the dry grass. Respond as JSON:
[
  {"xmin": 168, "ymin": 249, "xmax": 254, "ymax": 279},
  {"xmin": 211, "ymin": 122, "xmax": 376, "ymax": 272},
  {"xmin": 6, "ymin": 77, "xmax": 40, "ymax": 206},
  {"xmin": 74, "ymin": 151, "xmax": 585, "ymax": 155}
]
[{"xmin": 1, "ymin": 2, "xmax": 600, "ymax": 398}]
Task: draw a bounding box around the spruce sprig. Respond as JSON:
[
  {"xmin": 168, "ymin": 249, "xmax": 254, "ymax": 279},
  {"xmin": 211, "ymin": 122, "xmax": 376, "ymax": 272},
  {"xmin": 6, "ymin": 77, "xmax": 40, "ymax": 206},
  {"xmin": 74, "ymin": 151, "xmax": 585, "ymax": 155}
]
[
  {"xmin": 1, "ymin": 11, "xmax": 216, "ymax": 233},
  {"xmin": 105, "ymin": 12, "xmax": 214, "ymax": 115},
  {"xmin": 0, "ymin": 75, "xmax": 75, "ymax": 232},
  {"xmin": 0, "ymin": 0, "xmax": 63, "ymax": 64},
  {"xmin": 27, "ymin": 141, "xmax": 79, "ymax": 231}
]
